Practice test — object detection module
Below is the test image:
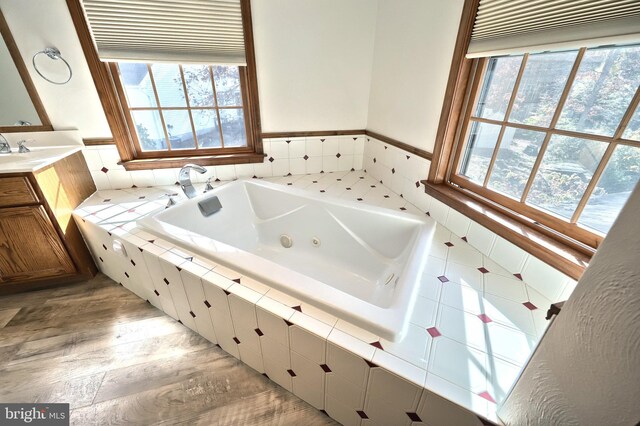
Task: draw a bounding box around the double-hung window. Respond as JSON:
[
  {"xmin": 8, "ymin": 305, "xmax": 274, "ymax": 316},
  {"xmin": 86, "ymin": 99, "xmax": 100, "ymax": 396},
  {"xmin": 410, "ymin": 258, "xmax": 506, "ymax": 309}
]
[{"xmin": 451, "ymin": 44, "xmax": 640, "ymax": 248}]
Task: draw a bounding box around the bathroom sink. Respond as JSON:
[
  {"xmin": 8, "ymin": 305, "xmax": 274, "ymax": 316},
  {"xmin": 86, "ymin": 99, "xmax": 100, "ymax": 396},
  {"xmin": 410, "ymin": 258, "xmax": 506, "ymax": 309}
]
[{"xmin": 0, "ymin": 146, "xmax": 82, "ymax": 173}]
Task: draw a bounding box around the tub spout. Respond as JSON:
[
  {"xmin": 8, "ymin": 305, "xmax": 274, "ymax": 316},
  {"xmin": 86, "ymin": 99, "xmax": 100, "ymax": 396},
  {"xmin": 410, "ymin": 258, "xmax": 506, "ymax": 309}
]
[{"xmin": 179, "ymin": 164, "xmax": 207, "ymax": 199}]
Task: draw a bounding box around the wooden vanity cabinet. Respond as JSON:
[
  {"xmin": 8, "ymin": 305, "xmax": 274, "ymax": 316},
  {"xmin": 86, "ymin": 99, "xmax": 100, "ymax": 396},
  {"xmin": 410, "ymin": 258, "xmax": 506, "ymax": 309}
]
[{"xmin": 0, "ymin": 151, "xmax": 98, "ymax": 293}]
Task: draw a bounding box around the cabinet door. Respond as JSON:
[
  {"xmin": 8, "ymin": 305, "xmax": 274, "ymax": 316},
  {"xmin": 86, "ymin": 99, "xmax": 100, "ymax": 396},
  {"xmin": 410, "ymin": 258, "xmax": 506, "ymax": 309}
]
[{"xmin": 0, "ymin": 206, "xmax": 75, "ymax": 283}]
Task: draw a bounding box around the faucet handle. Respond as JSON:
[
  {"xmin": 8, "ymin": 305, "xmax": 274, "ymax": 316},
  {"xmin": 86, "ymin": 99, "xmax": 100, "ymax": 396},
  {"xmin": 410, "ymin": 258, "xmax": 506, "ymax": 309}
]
[
  {"xmin": 17, "ymin": 140, "xmax": 30, "ymax": 153},
  {"xmin": 204, "ymin": 178, "xmax": 214, "ymax": 192}
]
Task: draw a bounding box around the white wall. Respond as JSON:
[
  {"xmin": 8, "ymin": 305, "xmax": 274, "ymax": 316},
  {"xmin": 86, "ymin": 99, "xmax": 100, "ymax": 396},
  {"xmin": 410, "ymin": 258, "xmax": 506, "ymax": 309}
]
[
  {"xmin": 498, "ymin": 183, "xmax": 640, "ymax": 425},
  {"xmin": 366, "ymin": 0, "xmax": 464, "ymax": 152},
  {"xmin": 1, "ymin": 0, "xmax": 111, "ymax": 138},
  {"xmin": 251, "ymin": 0, "xmax": 377, "ymax": 132}
]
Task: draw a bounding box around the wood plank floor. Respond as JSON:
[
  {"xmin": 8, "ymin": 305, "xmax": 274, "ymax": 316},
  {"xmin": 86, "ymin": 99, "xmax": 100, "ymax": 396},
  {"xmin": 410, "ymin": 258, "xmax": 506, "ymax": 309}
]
[{"xmin": 0, "ymin": 274, "xmax": 339, "ymax": 426}]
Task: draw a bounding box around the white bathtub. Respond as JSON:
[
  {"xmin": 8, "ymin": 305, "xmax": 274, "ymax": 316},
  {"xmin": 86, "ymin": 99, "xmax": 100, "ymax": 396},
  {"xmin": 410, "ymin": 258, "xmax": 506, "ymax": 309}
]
[{"xmin": 138, "ymin": 179, "xmax": 435, "ymax": 341}]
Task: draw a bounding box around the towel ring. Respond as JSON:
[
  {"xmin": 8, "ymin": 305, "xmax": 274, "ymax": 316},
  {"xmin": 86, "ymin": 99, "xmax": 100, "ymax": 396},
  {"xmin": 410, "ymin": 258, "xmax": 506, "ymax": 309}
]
[{"xmin": 32, "ymin": 47, "xmax": 72, "ymax": 85}]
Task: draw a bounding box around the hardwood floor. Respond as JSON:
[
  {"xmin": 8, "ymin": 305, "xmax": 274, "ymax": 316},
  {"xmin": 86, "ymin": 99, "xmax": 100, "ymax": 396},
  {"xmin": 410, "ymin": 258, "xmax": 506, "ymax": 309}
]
[{"xmin": 0, "ymin": 274, "xmax": 339, "ymax": 425}]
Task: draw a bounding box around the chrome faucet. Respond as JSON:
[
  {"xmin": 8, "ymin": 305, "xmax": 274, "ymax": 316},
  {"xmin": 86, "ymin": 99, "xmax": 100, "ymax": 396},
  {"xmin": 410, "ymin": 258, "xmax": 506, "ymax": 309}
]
[
  {"xmin": 17, "ymin": 140, "xmax": 30, "ymax": 153},
  {"xmin": 178, "ymin": 164, "xmax": 207, "ymax": 199},
  {"xmin": 0, "ymin": 134, "xmax": 11, "ymax": 154}
]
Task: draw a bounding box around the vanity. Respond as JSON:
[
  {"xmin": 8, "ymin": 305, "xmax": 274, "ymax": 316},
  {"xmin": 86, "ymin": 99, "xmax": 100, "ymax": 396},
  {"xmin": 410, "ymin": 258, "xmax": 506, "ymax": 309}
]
[
  {"xmin": 0, "ymin": 10, "xmax": 97, "ymax": 293},
  {"xmin": 0, "ymin": 142, "xmax": 97, "ymax": 293}
]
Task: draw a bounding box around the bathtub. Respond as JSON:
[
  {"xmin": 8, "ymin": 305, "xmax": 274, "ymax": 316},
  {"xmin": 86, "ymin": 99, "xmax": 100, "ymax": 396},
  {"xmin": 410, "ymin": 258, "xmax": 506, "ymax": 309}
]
[{"xmin": 138, "ymin": 179, "xmax": 435, "ymax": 341}]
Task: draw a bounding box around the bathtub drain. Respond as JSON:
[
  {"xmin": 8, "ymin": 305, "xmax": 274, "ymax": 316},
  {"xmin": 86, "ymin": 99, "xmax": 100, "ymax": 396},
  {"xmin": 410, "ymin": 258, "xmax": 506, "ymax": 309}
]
[{"xmin": 280, "ymin": 234, "xmax": 293, "ymax": 248}]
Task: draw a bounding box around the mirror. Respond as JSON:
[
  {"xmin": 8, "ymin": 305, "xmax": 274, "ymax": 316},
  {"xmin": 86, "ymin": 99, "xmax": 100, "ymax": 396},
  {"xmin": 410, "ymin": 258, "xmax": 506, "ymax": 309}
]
[{"xmin": 0, "ymin": 10, "xmax": 51, "ymax": 132}]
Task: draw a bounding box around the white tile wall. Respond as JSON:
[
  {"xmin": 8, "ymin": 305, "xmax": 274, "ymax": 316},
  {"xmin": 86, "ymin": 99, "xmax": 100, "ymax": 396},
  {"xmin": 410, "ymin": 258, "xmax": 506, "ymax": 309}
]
[{"xmin": 83, "ymin": 135, "xmax": 366, "ymax": 190}]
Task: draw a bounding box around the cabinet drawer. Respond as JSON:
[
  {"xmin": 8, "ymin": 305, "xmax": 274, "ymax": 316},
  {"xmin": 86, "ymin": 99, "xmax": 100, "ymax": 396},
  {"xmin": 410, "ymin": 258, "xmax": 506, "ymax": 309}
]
[{"xmin": 0, "ymin": 177, "xmax": 39, "ymax": 207}]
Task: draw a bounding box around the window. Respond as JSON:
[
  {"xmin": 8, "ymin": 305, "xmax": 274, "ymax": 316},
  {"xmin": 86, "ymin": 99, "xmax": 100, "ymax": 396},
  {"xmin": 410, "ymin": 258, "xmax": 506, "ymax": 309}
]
[
  {"xmin": 67, "ymin": 0, "xmax": 263, "ymax": 169},
  {"xmin": 452, "ymin": 44, "xmax": 640, "ymax": 246},
  {"xmin": 113, "ymin": 62, "xmax": 250, "ymax": 157}
]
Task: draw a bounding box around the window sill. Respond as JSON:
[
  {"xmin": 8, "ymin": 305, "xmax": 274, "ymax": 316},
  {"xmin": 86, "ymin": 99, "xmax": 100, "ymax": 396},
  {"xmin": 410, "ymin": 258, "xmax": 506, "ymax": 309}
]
[
  {"xmin": 421, "ymin": 181, "xmax": 592, "ymax": 280},
  {"xmin": 120, "ymin": 152, "xmax": 266, "ymax": 171}
]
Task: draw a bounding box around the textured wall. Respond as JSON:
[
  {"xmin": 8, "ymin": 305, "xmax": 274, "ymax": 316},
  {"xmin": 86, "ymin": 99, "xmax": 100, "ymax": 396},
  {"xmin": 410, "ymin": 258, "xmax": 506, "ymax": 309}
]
[{"xmin": 498, "ymin": 183, "xmax": 640, "ymax": 425}]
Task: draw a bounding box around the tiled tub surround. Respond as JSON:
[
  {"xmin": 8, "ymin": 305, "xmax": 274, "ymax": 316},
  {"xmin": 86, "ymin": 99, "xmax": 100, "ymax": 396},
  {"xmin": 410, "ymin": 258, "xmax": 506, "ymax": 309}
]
[
  {"xmin": 74, "ymin": 171, "xmax": 567, "ymax": 425},
  {"xmin": 82, "ymin": 134, "xmax": 578, "ymax": 304},
  {"xmin": 81, "ymin": 135, "xmax": 366, "ymax": 190}
]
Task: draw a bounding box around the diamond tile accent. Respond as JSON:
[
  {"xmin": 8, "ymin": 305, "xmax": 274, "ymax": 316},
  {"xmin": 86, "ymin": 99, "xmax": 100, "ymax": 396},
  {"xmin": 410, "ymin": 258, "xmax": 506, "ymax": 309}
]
[
  {"xmin": 163, "ymin": 278, "xmax": 169, "ymax": 285},
  {"xmin": 232, "ymin": 278, "xmax": 241, "ymax": 284},
  {"xmin": 364, "ymin": 359, "xmax": 378, "ymax": 368},
  {"xmin": 255, "ymin": 328, "xmax": 264, "ymax": 336},
  {"xmin": 384, "ymin": 195, "xmax": 390, "ymax": 198},
  {"xmin": 103, "ymin": 199, "xmax": 111, "ymax": 202},
  {"xmin": 138, "ymin": 196, "xmax": 146, "ymax": 199},
  {"xmin": 427, "ymin": 327, "xmax": 441, "ymax": 338},
  {"xmin": 478, "ymin": 391, "xmax": 496, "ymax": 403},
  {"xmin": 357, "ymin": 411, "xmax": 368, "ymax": 419},
  {"xmin": 461, "ymin": 236, "xmax": 468, "ymax": 242},
  {"xmin": 303, "ymin": 155, "xmax": 309, "ymax": 160},
  {"xmin": 102, "ymin": 244, "xmax": 107, "ymax": 251},
  {"xmin": 478, "ymin": 267, "xmax": 490, "ymax": 274},
  {"xmin": 320, "ymin": 364, "xmax": 331, "ymax": 373},
  {"xmin": 204, "ymin": 300, "xmax": 211, "ymax": 308},
  {"xmin": 478, "ymin": 314, "xmax": 493, "ymax": 323},
  {"xmin": 415, "ymin": 181, "xmax": 420, "ymax": 188},
  {"xmin": 268, "ymin": 157, "xmax": 274, "ymax": 163},
  {"xmin": 407, "ymin": 412, "xmax": 422, "ymax": 422},
  {"xmin": 287, "ymin": 369, "xmax": 296, "ymax": 377},
  {"xmin": 437, "ymin": 275, "xmax": 449, "ymax": 283},
  {"xmin": 357, "ymin": 198, "xmax": 363, "ymax": 201},
  {"xmin": 99, "ymin": 257, "xmax": 103, "ymax": 262},
  {"xmin": 189, "ymin": 311, "xmax": 196, "ymax": 318},
  {"xmin": 223, "ymin": 289, "xmax": 231, "ymax": 296},
  {"xmin": 523, "ymin": 301, "xmax": 538, "ymax": 310},
  {"xmin": 514, "ymin": 273, "xmax": 523, "ymax": 280},
  {"xmin": 336, "ymin": 153, "xmax": 341, "ymax": 158},
  {"xmin": 101, "ymin": 167, "xmax": 109, "ymax": 173},
  {"xmin": 391, "ymin": 168, "xmax": 395, "ymax": 174},
  {"xmin": 124, "ymin": 272, "xmax": 129, "ymax": 278},
  {"xmin": 292, "ymin": 305, "xmax": 302, "ymax": 312},
  {"xmin": 373, "ymin": 158, "xmax": 377, "ymax": 163},
  {"xmin": 370, "ymin": 341, "xmax": 384, "ymax": 350},
  {"xmin": 153, "ymin": 290, "xmax": 159, "ymax": 296},
  {"xmin": 284, "ymin": 319, "xmax": 294, "ymax": 327},
  {"xmin": 444, "ymin": 241, "xmax": 454, "ymax": 247},
  {"xmin": 233, "ymin": 337, "xmax": 241, "ymax": 344},
  {"xmin": 130, "ymin": 260, "xmax": 136, "ymax": 266},
  {"xmin": 399, "ymin": 207, "xmax": 406, "ymax": 211}
]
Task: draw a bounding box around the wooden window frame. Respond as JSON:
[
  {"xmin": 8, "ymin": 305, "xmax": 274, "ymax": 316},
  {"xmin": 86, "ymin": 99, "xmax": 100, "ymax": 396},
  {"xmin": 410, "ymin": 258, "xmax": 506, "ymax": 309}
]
[
  {"xmin": 66, "ymin": 0, "xmax": 263, "ymax": 170},
  {"xmin": 449, "ymin": 48, "xmax": 640, "ymax": 250},
  {"xmin": 429, "ymin": 0, "xmax": 640, "ymax": 278}
]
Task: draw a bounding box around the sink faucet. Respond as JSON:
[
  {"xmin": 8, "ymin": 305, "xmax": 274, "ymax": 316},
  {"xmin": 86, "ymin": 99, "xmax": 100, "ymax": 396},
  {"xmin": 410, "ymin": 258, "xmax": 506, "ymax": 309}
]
[
  {"xmin": 17, "ymin": 140, "xmax": 30, "ymax": 153},
  {"xmin": 178, "ymin": 164, "xmax": 207, "ymax": 199},
  {"xmin": 0, "ymin": 134, "xmax": 10, "ymax": 154}
]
